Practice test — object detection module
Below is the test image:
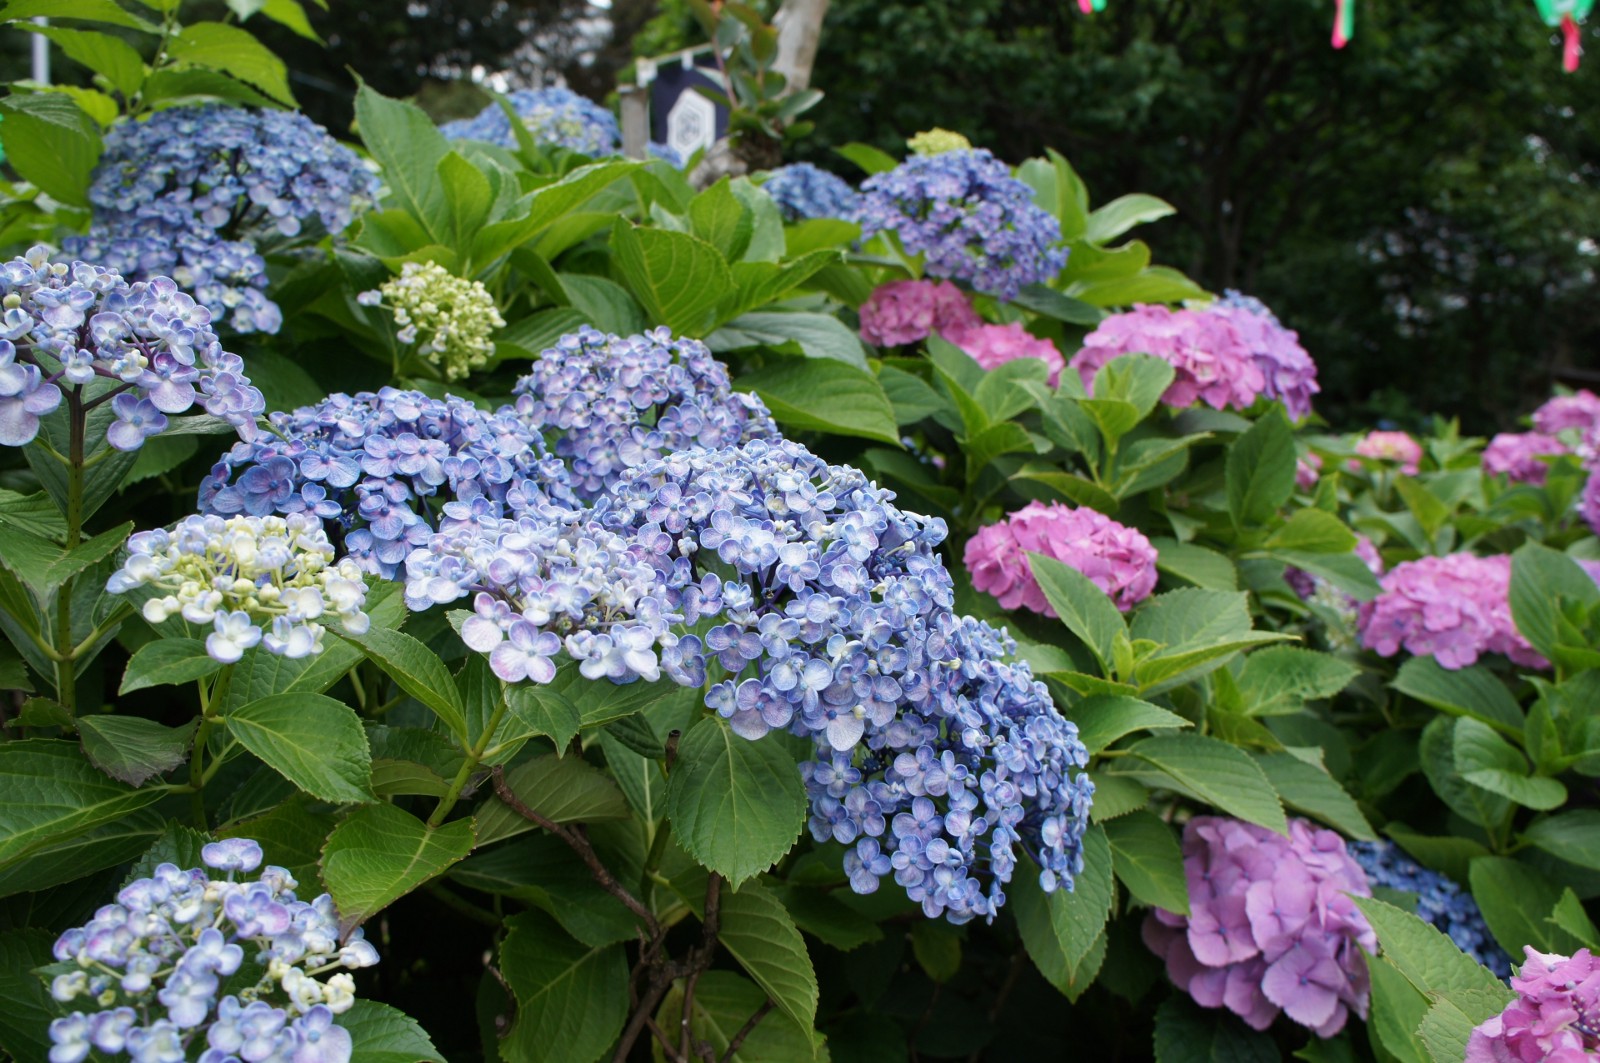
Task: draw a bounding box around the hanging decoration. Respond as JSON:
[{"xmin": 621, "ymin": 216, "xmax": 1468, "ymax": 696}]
[
  {"xmin": 1077, "ymin": 0, "xmax": 1106, "ymax": 13},
  {"xmin": 1332, "ymin": 0, "xmax": 1354, "ymax": 48},
  {"xmin": 1534, "ymin": 0, "xmax": 1595, "ymax": 71}
]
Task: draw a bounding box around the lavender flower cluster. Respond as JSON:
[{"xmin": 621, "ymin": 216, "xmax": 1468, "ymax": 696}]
[
  {"xmin": 46, "ymin": 839, "xmax": 376, "ymax": 1063},
  {"xmin": 198, "ymin": 388, "xmax": 576, "ymax": 578},
  {"xmin": 1357, "ymin": 552, "xmax": 1545, "ymax": 670},
  {"xmin": 405, "ymin": 437, "xmax": 1095, "ymax": 923},
  {"xmin": 760, "ymin": 163, "xmax": 862, "ymax": 222},
  {"xmin": 855, "ymin": 149, "xmax": 1067, "ymax": 301},
  {"xmin": 1211, "ymin": 290, "xmax": 1320, "ymax": 420},
  {"xmin": 0, "ymin": 247, "xmax": 264, "ymax": 451},
  {"xmin": 1069, "ymin": 304, "xmax": 1266, "ymax": 412},
  {"xmin": 440, "ymin": 88, "xmax": 621, "ymax": 156},
  {"xmin": 1143, "ymin": 817, "xmax": 1377, "ymax": 1038},
  {"xmin": 67, "ymin": 106, "xmax": 377, "ymax": 335},
  {"xmin": 510, "ymin": 326, "xmax": 780, "ymax": 499},
  {"xmin": 1347, "ymin": 841, "xmax": 1509, "ymax": 978},
  {"xmin": 1467, "ymin": 947, "xmax": 1600, "ymax": 1062},
  {"xmin": 106, "ymin": 513, "xmax": 371, "ymax": 663}
]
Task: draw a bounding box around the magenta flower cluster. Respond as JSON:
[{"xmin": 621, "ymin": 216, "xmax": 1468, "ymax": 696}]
[
  {"xmin": 1211, "ymin": 291, "xmax": 1321, "ymax": 420},
  {"xmin": 857, "ymin": 280, "xmax": 980, "ymax": 347},
  {"xmin": 1483, "ymin": 431, "xmax": 1567, "ymax": 485},
  {"xmin": 964, "ymin": 501, "xmax": 1158, "ymax": 615},
  {"xmin": 1357, "ymin": 553, "xmax": 1545, "ymax": 670},
  {"xmin": 1142, "ymin": 817, "xmax": 1376, "ymax": 1038},
  {"xmin": 1467, "ymin": 947, "xmax": 1600, "ymax": 1062},
  {"xmin": 1068, "ymin": 305, "xmax": 1266, "ymax": 412},
  {"xmin": 1533, "ymin": 389, "xmax": 1600, "ymax": 435}
]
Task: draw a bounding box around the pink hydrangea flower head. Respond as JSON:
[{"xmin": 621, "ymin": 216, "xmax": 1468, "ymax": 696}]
[
  {"xmin": 1287, "ymin": 534, "xmax": 1383, "ymax": 602},
  {"xmin": 1483, "ymin": 432, "xmax": 1567, "ymax": 485},
  {"xmin": 1357, "ymin": 553, "xmax": 1547, "ymax": 670},
  {"xmin": 1352, "ymin": 430, "xmax": 1423, "ymax": 475},
  {"xmin": 1068, "ymin": 304, "xmax": 1266, "ymax": 412},
  {"xmin": 1466, "ymin": 947, "xmax": 1600, "ymax": 1063},
  {"xmin": 944, "ymin": 321, "xmax": 1064, "ymax": 385},
  {"xmin": 1296, "ymin": 452, "xmax": 1324, "ymax": 493},
  {"xmin": 858, "ymin": 279, "xmax": 981, "ymax": 347},
  {"xmin": 1533, "ymin": 389, "xmax": 1600, "ymax": 435},
  {"xmin": 1143, "ymin": 817, "xmax": 1376, "ymax": 1038},
  {"xmin": 1210, "ymin": 292, "xmax": 1320, "ymax": 420},
  {"xmin": 1582, "ymin": 468, "xmax": 1600, "ymax": 538},
  {"xmin": 963, "ymin": 501, "xmax": 1158, "ymax": 615}
]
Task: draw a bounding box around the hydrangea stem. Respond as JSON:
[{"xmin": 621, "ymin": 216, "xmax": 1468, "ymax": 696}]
[
  {"xmin": 52, "ymin": 387, "xmax": 87, "ymax": 715},
  {"xmin": 188, "ymin": 665, "xmax": 234, "ymax": 828},
  {"xmin": 427, "ymin": 692, "xmax": 511, "ymax": 828}
]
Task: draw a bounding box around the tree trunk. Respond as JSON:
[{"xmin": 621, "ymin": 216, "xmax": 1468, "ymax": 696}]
[{"xmin": 773, "ymin": 0, "xmax": 830, "ymax": 91}]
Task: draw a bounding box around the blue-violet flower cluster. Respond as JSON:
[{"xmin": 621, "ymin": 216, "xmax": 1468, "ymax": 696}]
[
  {"xmin": 1348, "ymin": 840, "xmax": 1510, "ymax": 978},
  {"xmin": 760, "ymin": 163, "xmax": 861, "ymax": 222},
  {"xmin": 199, "ymin": 389, "xmax": 577, "ymax": 578},
  {"xmin": 440, "ymin": 88, "xmax": 621, "ymax": 156},
  {"xmin": 106, "ymin": 513, "xmax": 371, "ymax": 664},
  {"xmin": 0, "ymin": 247, "xmax": 264, "ymax": 450},
  {"xmin": 46, "ymin": 839, "xmax": 376, "ymax": 1063},
  {"xmin": 855, "ymin": 148, "xmax": 1066, "ymax": 301},
  {"xmin": 510, "ymin": 326, "xmax": 779, "ymax": 499}
]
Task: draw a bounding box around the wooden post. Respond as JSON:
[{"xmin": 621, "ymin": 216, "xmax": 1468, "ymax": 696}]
[{"xmin": 619, "ymin": 84, "xmax": 648, "ymax": 160}]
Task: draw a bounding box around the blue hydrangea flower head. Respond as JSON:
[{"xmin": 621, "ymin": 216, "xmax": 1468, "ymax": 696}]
[
  {"xmin": 440, "ymin": 88, "xmax": 621, "ymax": 156},
  {"xmin": 1349, "ymin": 840, "xmax": 1510, "ymax": 978},
  {"xmin": 46, "ymin": 842, "xmax": 377, "ymax": 1063},
  {"xmin": 511, "ymin": 326, "xmax": 780, "ymax": 499},
  {"xmin": 760, "ymin": 163, "xmax": 861, "ymax": 222},
  {"xmin": 0, "ymin": 246, "xmax": 265, "ymax": 450},
  {"xmin": 198, "ymin": 388, "xmax": 579, "ymax": 578},
  {"xmin": 855, "ymin": 148, "xmax": 1067, "ymax": 301}
]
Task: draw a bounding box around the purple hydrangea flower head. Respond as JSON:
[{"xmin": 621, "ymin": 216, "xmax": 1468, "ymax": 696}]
[
  {"xmin": 855, "ymin": 148, "xmax": 1067, "ymax": 301},
  {"xmin": 964, "ymin": 501, "xmax": 1158, "ymax": 614},
  {"xmin": 1069, "ymin": 304, "xmax": 1266, "ymax": 412},
  {"xmin": 1533, "ymin": 389, "xmax": 1600, "ymax": 435},
  {"xmin": 90, "ymin": 105, "xmax": 378, "ymax": 241},
  {"xmin": 510, "ymin": 326, "xmax": 779, "ymax": 499},
  {"xmin": 440, "ymin": 88, "xmax": 620, "ymax": 155},
  {"xmin": 1143, "ymin": 817, "xmax": 1376, "ymax": 1038},
  {"xmin": 944, "ymin": 321, "xmax": 1065, "ymax": 386},
  {"xmin": 106, "ymin": 513, "xmax": 371, "ymax": 664},
  {"xmin": 1210, "ymin": 290, "xmax": 1320, "ymax": 420},
  {"xmin": 1466, "ymin": 947, "xmax": 1600, "ymax": 1062},
  {"xmin": 857, "ymin": 279, "xmax": 980, "ymax": 347},
  {"xmin": 1357, "ymin": 553, "xmax": 1546, "ymax": 670},
  {"xmin": 47, "ymin": 844, "xmax": 377, "ymax": 1063},
  {"xmin": 0, "ymin": 246, "xmax": 264, "ymax": 450},
  {"xmin": 199, "ymin": 388, "xmax": 577, "ymax": 578},
  {"xmin": 1348, "ymin": 841, "xmax": 1509, "ymax": 978},
  {"xmin": 1482, "ymin": 431, "xmax": 1567, "ymax": 485},
  {"xmin": 760, "ymin": 163, "xmax": 861, "ymax": 222}
]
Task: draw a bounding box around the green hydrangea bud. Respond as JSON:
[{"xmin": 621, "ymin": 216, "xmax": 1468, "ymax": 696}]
[
  {"xmin": 907, "ymin": 128, "xmax": 973, "ymax": 156},
  {"xmin": 359, "ymin": 261, "xmax": 505, "ymax": 381}
]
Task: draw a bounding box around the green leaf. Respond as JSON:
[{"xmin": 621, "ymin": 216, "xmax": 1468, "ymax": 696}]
[
  {"xmin": 718, "ymin": 879, "xmax": 820, "ymax": 1034},
  {"xmin": 1366, "ymin": 956, "xmax": 1433, "ymax": 1063},
  {"xmin": 1265, "ymin": 509, "xmax": 1357, "ymax": 554},
  {"xmin": 1453, "ymin": 718, "xmax": 1565, "ymax": 810},
  {"xmin": 354, "ymin": 81, "xmax": 451, "ymax": 242},
  {"xmin": 1254, "ymin": 752, "xmax": 1375, "ymax": 839},
  {"xmin": 1122, "ymin": 733, "xmax": 1286, "ymax": 834},
  {"xmin": 119, "ymin": 638, "xmax": 221, "ymax": 694},
  {"xmin": 0, "ymin": 0, "xmax": 158, "ymax": 31},
  {"xmin": 665, "ymin": 715, "xmax": 806, "ymax": 889},
  {"xmin": 1522, "ymin": 810, "xmax": 1600, "ymax": 870},
  {"xmin": 1151, "ymin": 995, "xmax": 1278, "ymax": 1063},
  {"xmin": 711, "ymin": 307, "xmax": 864, "ymax": 365},
  {"xmin": 1236, "ymin": 647, "xmax": 1359, "ymax": 716},
  {"xmin": 1089, "ymin": 353, "xmax": 1175, "ymax": 422},
  {"xmin": 1509, "ymin": 542, "xmax": 1600, "ymax": 665},
  {"xmin": 911, "ymin": 919, "xmax": 962, "ymax": 982},
  {"xmin": 1085, "ymin": 193, "xmax": 1177, "ymax": 243},
  {"xmin": 773, "ymin": 884, "xmax": 883, "ymax": 952},
  {"xmin": 321, "ymin": 803, "xmax": 475, "ymax": 935},
  {"xmin": 24, "ymin": 25, "xmax": 145, "ymax": 98},
  {"xmin": 1011, "ymin": 826, "xmax": 1113, "ymax": 996},
  {"xmin": 559, "ymin": 272, "xmax": 647, "ymax": 334},
  {"xmin": 0, "ymin": 739, "xmax": 169, "ymax": 871},
  {"xmin": 337, "ymin": 626, "xmax": 467, "ymax": 744},
  {"xmin": 438, "ymin": 150, "xmax": 492, "ymax": 250},
  {"xmin": 168, "ymin": 22, "xmax": 295, "ymax": 105},
  {"xmin": 1152, "ymin": 538, "xmax": 1238, "ymax": 590},
  {"xmin": 77, "ymin": 715, "xmax": 196, "ymax": 787},
  {"xmin": 218, "ymin": 798, "xmax": 337, "ymax": 893},
  {"xmin": 1468, "ymin": 856, "xmax": 1581, "ymax": 956},
  {"xmin": 0, "ymin": 92, "xmax": 101, "ymax": 207},
  {"xmin": 833, "ymin": 141, "xmax": 898, "ymax": 174},
  {"xmin": 689, "ymin": 178, "xmax": 755, "ymax": 260},
  {"xmin": 656, "ymin": 970, "xmax": 821, "ymax": 1062},
  {"xmin": 1271, "ymin": 549, "xmax": 1383, "ymax": 601},
  {"xmin": 227, "ymin": 692, "xmax": 375, "ymax": 804},
  {"xmin": 733, "ymin": 356, "xmax": 899, "ymax": 444},
  {"xmin": 1087, "ymin": 771, "xmax": 1149, "ymax": 821},
  {"xmin": 0, "ymin": 930, "xmax": 58, "ymax": 1063},
  {"xmin": 1419, "ymin": 993, "xmax": 1507, "ymax": 1063},
  {"xmin": 1026, "ymin": 552, "xmax": 1127, "ymax": 673},
  {"xmin": 1226, "ymin": 408, "xmax": 1296, "ymax": 529},
  {"xmin": 1551, "ymin": 888, "xmax": 1600, "ymax": 948},
  {"xmin": 0, "ymin": 488, "xmax": 66, "ymax": 541},
  {"xmin": 1104, "ymin": 810, "xmax": 1188, "ymax": 914},
  {"xmin": 499, "ymin": 910, "xmax": 628, "ymax": 1063},
  {"xmin": 1010, "ymin": 283, "xmax": 1103, "ymax": 325},
  {"xmin": 0, "ymin": 806, "xmax": 163, "ymax": 898},
  {"xmin": 1391, "ymin": 658, "xmax": 1524, "ymax": 737},
  {"xmin": 610, "ymin": 219, "xmax": 734, "ymax": 337},
  {"xmin": 474, "ymin": 753, "xmax": 630, "ymax": 846},
  {"xmin": 339, "ymin": 1000, "xmax": 446, "ymax": 1063},
  {"xmin": 1352, "ymin": 895, "xmax": 1516, "ymax": 1002},
  {"xmin": 1417, "ymin": 717, "xmax": 1510, "ymax": 830},
  {"xmin": 1067, "ymin": 694, "xmax": 1190, "ymax": 755},
  {"xmin": 138, "ymin": 67, "xmax": 277, "ymax": 108},
  {"xmin": 450, "ymin": 834, "xmax": 642, "ymax": 948},
  {"xmin": 503, "ymin": 682, "xmax": 582, "ymax": 755}
]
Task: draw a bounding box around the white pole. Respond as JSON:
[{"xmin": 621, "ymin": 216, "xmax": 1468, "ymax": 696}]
[{"xmin": 31, "ymin": 16, "xmax": 49, "ymax": 84}]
